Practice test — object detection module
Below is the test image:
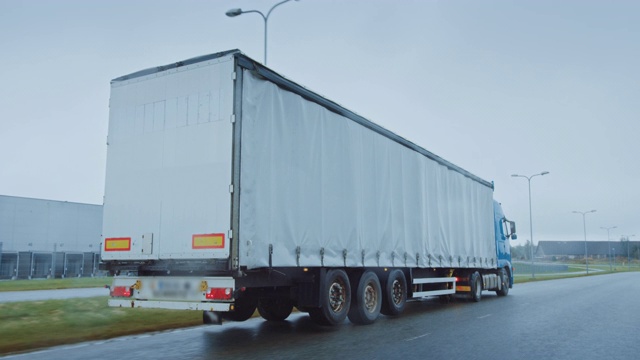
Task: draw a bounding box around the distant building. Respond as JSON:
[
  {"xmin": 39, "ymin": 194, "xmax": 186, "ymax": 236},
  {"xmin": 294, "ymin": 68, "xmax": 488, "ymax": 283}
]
[
  {"xmin": 0, "ymin": 195, "xmax": 103, "ymax": 279},
  {"xmin": 536, "ymin": 240, "xmax": 640, "ymax": 260}
]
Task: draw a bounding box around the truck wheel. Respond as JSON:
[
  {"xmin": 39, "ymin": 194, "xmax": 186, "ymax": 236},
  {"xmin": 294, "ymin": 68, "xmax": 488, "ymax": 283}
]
[
  {"xmin": 380, "ymin": 269, "xmax": 407, "ymax": 316},
  {"xmin": 222, "ymin": 296, "xmax": 257, "ymax": 322},
  {"xmin": 469, "ymin": 271, "xmax": 482, "ymax": 302},
  {"xmin": 308, "ymin": 269, "xmax": 351, "ymax": 326},
  {"xmin": 257, "ymin": 298, "xmax": 294, "ymax": 321},
  {"xmin": 496, "ymin": 268, "xmax": 509, "ymax": 297},
  {"xmin": 348, "ymin": 271, "xmax": 382, "ymax": 325}
]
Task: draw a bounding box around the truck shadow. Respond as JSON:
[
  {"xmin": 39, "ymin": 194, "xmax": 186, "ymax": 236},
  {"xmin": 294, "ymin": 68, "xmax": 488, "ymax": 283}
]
[{"xmin": 200, "ymin": 294, "xmax": 506, "ymax": 356}]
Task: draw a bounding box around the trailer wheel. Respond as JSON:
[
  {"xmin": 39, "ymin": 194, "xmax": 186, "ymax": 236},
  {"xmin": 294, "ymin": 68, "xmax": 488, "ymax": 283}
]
[
  {"xmin": 380, "ymin": 269, "xmax": 407, "ymax": 316},
  {"xmin": 469, "ymin": 271, "xmax": 482, "ymax": 302},
  {"xmin": 257, "ymin": 298, "xmax": 294, "ymax": 321},
  {"xmin": 348, "ymin": 271, "xmax": 382, "ymax": 325},
  {"xmin": 496, "ymin": 268, "xmax": 509, "ymax": 297},
  {"xmin": 222, "ymin": 296, "xmax": 257, "ymax": 322},
  {"xmin": 309, "ymin": 269, "xmax": 351, "ymax": 326}
]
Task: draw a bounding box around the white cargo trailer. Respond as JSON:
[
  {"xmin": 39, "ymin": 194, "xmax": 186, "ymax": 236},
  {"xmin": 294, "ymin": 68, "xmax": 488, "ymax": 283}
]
[{"xmin": 102, "ymin": 50, "xmax": 517, "ymax": 325}]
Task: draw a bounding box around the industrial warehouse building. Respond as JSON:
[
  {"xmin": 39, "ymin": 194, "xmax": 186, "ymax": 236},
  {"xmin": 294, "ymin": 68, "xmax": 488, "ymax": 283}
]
[{"xmin": 0, "ymin": 195, "xmax": 103, "ymax": 279}]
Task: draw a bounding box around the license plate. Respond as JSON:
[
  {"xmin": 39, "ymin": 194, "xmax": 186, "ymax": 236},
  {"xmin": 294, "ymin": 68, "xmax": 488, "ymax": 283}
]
[{"xmin": 146, "ymin": 278, "xmax": 203, "ymax": 300}]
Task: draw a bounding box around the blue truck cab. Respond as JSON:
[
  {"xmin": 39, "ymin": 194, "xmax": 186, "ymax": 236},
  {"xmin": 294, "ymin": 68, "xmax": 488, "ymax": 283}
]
[{"xmin": 494, "ymin": 200, "xmax": 517, "ymax": 288}]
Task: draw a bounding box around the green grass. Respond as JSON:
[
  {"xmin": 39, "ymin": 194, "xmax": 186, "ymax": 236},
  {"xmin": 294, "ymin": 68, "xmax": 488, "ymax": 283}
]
[
  {"xmin": 0, "ymin": 277, "xmax": 112, "ymax": 292},
  {"xmin": 0, "ymin": 296, "xmax": 201, "ymax": 355},
  {"xmin": 515, "ymin": 272, "xmax": 594, "ymax": 284}
]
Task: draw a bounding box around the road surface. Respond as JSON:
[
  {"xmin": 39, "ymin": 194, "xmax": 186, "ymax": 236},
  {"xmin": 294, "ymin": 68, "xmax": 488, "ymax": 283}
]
[
  {"xmin": 0, "ymin": 288, "xmax": 109, "ymax": 303},
  {"xmin": 2, "ymin": 272, "xmax": 638, "ymax": 360}
]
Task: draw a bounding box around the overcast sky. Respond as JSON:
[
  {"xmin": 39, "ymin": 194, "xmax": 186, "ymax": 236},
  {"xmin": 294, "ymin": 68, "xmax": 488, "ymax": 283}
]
[{"xmin": 1, "ymin": 0, "xmax": 638, "ymax": 244}]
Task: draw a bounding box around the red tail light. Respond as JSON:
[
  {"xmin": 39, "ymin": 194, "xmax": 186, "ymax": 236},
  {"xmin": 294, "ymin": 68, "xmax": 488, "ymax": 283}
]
[
  {"xmin": 206, "ymin": 288, "xmax": 233, "ymax": 300},
  {"xmin": 110, "ymin": 286, "xmax": 132, "ymax": 297}
]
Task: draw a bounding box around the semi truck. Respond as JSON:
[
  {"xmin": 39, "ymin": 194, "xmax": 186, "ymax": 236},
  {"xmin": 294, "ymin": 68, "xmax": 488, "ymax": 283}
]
[{"xmin": 101, "ymin": 49, "xmax": 517, "ymax": 326}]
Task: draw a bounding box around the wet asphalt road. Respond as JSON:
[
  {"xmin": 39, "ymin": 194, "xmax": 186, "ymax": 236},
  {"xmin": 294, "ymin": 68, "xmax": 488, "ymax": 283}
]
[{"xmin": 3, "ymin": 272, "xmax": 639, "ymax": 360}]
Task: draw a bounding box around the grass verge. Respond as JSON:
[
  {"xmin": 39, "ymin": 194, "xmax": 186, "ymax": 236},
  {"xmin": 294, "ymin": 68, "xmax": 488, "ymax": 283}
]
[
  {"xmin": 514, "ymin": 267, "xmax": 639, "ymax": 284},
  {"xmin": 0, "ymin": 278, "xmax": 112, "ymax": 292},
  {"xmin": 0, "ymin": 296, "xmax": 200, "ymax": 355}
]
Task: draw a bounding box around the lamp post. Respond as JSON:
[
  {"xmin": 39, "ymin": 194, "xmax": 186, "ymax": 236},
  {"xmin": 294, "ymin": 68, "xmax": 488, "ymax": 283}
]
[
  {"xmin": 52, "ymin": 243, "xmax": 57, "ymax": 279},
  {"xmin": 28, "ymin": 243, "xmax": 34, "ymax": 279},
  {"xmin": 613, "ymin": 247, "xmax": 616, "ymax": 270},
  {"xmin": 226, "ymin": 0, "xmax": 298, "ymax": 65},
  {"xmin": 621, "ymin": 234, "xmax": 636, "ymax": 271},
  {"xmin": 511, "ymin": 171, "xmax": 549, "ymax": 278},
  {"xmin": 601, "ymin": 226, "xmax": 617, "ymax": 271},
  {"xmin": 573, "ymin": 210, "xmax": 596, "ymax": 275}
]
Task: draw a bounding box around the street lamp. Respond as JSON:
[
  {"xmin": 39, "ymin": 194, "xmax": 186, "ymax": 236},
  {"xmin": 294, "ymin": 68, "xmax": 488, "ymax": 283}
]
[
  {"xmin": 511, "ymin": 171, "xmax": 550, "ymax": 278},
  {"xmin": 226, "ymin": 0, "xmax": 299, "ymax": 65},
  {"xmin": 601, "ymin": 226, "xmax": 617, "ymax": 271},
  {"xmin": 573, "ymin": 210, "xmax": 596, "ymax": 275}
]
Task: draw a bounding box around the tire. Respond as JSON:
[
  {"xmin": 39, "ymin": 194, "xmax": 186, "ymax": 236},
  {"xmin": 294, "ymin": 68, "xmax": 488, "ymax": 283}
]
[
  {"xmin": 257, "ymin": 298, "xmax": 294, "ymax": 321},
  {"xmin": 380, "ymin": 269, "xmax": 407, "ymax": 316},
  {"xmin": 308, "ymin": 269, "xmax": 351, "ymax": 326},
  {"xmin": 469, "ymin": 271, "xmax": 482, "ymax": 302},
  {"xmin": 496, "ymin": 268, "xmax": 509, "ymax": 297},
  {"xmin": 222, "ymin": 296, "xmax": 257, "ymax": 322},
  {"xmin": 348, "ymin": 271, "xmax": 382, "ymax": 325}
]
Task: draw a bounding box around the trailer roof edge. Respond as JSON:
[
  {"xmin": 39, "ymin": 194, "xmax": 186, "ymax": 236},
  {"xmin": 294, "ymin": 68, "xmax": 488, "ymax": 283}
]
[
  {"xmin": 111, "ymin": 49, "xmax": 242, "ymax": 83},
  {"xmin": 234, "ymin": 54, "xmax": 493, "ymax": 189}
]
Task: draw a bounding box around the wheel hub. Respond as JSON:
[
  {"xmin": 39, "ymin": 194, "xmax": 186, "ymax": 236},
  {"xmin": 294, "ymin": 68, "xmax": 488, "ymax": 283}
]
[
  {"xmin": 329, "ymin": 281, "xmax": 345, "ymax": 312},
  {"xmin": 391, "ymin": 279, "xmax": 403, "ymax": 305},
  {"xmin": 364, "ymin": 284, "xmax": 378, "ymax": 313}
]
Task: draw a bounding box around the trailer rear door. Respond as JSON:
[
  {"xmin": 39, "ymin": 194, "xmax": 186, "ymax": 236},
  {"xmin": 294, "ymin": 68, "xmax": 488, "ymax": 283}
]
[{"xmin": 102, "ymin": 56, "xmax": 235, "ymax": 261}]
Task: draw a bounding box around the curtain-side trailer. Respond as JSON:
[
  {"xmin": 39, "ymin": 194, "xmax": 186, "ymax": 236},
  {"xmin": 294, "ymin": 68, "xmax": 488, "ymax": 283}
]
[{"xmin": 101, "ymin": 49, "xmax": 517, "ymax": 326}]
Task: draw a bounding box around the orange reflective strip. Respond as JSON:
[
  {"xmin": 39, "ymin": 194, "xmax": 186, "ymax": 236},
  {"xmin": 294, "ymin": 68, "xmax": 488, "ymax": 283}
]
[
  {"xmin": 192, "ymin": 233, "xmax": 225, "ymax": 249},
  {"xmin": 105, "ymin": 237, "xmax": 131, "ymax": 251}
]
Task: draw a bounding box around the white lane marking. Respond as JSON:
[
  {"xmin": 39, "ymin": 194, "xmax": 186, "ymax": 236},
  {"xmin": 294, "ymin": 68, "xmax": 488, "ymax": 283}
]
[
  {"xmin": 405, "ymin": 333, "xmax": 431, "ymax": 341},
  {"xmin": 477, "ymin": 314, "xmax": 492, "ymax": 319}
]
